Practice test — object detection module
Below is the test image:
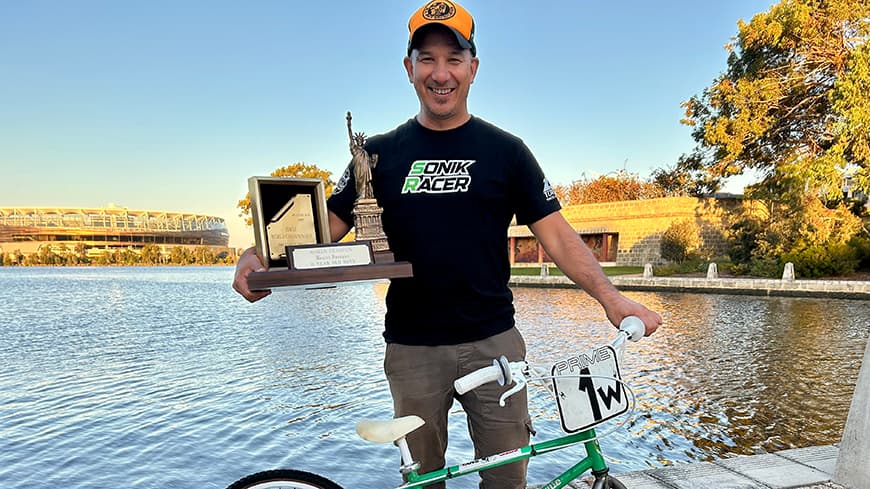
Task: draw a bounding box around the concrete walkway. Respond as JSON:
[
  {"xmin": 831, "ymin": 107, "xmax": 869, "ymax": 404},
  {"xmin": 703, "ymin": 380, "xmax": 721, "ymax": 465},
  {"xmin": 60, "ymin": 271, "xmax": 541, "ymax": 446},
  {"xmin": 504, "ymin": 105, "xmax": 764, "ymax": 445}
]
[
  {"xmin": 510, "ymin": 275, "xmax": 870, "ymax": 300},
  {"xmin": 531, "ymin": 445, "xmax": 845, "ymax": 488}
]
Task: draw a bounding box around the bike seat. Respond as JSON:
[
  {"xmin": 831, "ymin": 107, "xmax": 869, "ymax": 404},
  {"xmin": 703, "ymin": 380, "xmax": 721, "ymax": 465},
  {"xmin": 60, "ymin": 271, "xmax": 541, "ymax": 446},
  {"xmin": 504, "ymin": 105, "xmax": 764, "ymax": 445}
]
[{"xmin": 356, "ymin": 415, "xmax": 425, "ymax": 443}]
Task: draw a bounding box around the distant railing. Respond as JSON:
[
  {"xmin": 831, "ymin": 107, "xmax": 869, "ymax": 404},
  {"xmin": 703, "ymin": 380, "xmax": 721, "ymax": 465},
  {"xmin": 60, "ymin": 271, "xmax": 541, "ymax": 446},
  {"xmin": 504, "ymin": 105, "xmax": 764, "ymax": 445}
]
[{"xmin": 0, "ymin": 207, "xmax": 227, "ymax": 233}]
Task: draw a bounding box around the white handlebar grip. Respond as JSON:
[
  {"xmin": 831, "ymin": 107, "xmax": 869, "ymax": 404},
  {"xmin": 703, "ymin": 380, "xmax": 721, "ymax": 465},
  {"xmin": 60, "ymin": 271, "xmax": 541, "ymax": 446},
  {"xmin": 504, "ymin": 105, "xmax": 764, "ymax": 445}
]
[
  {"xmin": 619, "ymin": 316, "xmax": 646, "ymax": 342},
  {"xmin": 454, "ymin": 363, "xmax": 502, "ymax": 395}
]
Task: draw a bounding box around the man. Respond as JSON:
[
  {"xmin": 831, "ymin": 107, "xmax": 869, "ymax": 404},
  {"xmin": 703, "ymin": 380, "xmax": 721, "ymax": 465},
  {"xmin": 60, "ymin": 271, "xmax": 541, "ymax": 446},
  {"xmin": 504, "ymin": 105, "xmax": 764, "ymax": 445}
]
[{"xmin": 233, "ymin": 1, "xmax": 662, "ymax": 487}]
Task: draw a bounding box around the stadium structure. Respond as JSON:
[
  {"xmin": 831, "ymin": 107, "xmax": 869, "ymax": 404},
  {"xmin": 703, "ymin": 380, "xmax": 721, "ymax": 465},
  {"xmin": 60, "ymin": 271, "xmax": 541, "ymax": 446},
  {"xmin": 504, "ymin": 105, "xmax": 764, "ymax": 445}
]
[{"xmin": 0, "ymin": 206, "xmax": 231, "ymax": 259}]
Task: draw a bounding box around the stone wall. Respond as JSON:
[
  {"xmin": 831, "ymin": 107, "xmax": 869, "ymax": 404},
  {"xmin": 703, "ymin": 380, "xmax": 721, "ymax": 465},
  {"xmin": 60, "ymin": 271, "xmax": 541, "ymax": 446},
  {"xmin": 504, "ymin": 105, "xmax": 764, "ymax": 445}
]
[{"xmin": 509, "ymin": 196, "xmax": 743, "ymax": 266}]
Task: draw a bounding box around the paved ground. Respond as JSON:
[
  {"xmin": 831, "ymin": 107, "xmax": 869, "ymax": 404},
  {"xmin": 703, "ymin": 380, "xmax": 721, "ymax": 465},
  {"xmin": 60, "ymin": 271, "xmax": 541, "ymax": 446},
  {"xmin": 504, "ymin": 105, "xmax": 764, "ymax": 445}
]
[{"xmin": 530, "ymin": 445, "xmax": 849, "ymax": 489}]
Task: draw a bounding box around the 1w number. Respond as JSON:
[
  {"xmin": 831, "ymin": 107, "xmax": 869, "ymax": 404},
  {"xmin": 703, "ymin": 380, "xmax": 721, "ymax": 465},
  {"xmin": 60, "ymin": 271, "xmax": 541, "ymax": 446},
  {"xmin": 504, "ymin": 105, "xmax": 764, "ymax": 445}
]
[{"xmin": 577, "ymin": 367, "xmax": 624, "ymax": 421}]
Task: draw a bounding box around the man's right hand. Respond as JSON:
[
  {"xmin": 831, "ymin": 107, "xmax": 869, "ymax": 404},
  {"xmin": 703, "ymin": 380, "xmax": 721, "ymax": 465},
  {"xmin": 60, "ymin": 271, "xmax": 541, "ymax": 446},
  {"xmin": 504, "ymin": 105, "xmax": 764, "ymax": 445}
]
[{"xmin": 232, "ymin": 247, "xmax": 272, "ymax": 302}]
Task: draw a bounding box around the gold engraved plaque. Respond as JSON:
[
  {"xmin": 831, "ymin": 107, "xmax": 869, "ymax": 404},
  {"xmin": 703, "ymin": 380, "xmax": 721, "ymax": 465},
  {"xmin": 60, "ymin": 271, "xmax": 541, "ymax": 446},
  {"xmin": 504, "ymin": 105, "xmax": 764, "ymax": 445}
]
[
  {"xmin": 248, "ymin": 176, "xmax": 330, "ymax": 270},
  {"xmin": 266, "ymin": 194, "xmax": 317, "ymax": 260}
]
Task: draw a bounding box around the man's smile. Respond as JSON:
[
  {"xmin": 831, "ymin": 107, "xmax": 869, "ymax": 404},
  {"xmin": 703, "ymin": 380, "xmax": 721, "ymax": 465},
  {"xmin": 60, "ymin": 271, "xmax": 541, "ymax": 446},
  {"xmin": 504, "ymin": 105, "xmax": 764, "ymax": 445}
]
[{"xmin": 430, "ymin": 87, "xmax": 455, "ymax": 96}]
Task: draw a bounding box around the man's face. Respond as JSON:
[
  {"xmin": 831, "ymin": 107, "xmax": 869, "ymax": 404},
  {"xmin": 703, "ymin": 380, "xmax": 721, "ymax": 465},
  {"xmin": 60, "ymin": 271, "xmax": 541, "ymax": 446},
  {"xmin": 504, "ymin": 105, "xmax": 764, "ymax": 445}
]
[{"xmin": 404, "ymin": 27, "xmax": 479, "ymax": 130}]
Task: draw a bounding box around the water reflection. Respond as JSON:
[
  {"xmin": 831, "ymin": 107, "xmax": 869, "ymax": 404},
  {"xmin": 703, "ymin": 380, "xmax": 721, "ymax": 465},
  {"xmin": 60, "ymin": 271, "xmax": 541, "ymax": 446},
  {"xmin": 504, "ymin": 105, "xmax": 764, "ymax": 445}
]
[
  {"xmin": 512, "ymin": 288, "xmax": 867, "ymax": 476},
  {"xmin": 0, "ymin": 268, "xmax": 866, "ymax": 489}
]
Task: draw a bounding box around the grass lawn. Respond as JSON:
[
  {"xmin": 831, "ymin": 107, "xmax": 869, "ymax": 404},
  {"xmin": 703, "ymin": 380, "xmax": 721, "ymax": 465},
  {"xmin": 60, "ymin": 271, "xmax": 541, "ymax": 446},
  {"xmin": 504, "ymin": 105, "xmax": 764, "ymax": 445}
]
[{"xmin": 511, "ymin": 266, "xmax": 642, "ymax": 277}]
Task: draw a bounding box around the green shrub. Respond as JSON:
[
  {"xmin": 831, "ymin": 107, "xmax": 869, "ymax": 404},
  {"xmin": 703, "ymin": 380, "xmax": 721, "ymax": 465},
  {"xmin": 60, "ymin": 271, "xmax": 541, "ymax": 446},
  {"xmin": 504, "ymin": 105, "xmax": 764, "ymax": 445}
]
[
  {"xmin": 749, "ymin": 258, "xmax": 783, "ymax": 278},
  {"xmin": 727, "ymin": 217, "xmax": 763, "ymax": 264},
  {"xmin": 849, "ymin": 235, "xmax": 870, "ymax": 270},
  {"xmin": 652, "ymin": 263, "xmax": 680, "ymax": 276},
  {"xmin": 708, "ymin": 257, "xmax": 735, "ymax": 275},
  {"xmin": 652, "ymin": 258, "xmax": 707, "ymax": 276},
  {"xmin": 727, "ymin": 262, "xmax": 750, "ymax": 276},
  {"xmin": 661, "ymin": 219, "xmax": 701, "ymax": 263},
  {"xmin": 782, "ymin": 243, "xmax": 859, "ymax": 278}
]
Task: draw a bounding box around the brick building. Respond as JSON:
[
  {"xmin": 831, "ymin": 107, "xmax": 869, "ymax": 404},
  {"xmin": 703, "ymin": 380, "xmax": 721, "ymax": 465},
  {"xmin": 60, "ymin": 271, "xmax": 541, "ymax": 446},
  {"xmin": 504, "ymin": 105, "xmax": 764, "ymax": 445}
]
[{"xmin": 508, "ymin": 196, "xmax": 743, "ymax": 267}]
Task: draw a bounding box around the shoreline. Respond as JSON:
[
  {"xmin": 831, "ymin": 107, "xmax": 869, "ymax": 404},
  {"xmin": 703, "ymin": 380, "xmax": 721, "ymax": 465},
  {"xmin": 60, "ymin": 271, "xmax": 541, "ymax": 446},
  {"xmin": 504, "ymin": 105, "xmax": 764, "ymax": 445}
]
[{"xmin": 510, "ymin": 275, "xmax": 870, "ymax": 300}]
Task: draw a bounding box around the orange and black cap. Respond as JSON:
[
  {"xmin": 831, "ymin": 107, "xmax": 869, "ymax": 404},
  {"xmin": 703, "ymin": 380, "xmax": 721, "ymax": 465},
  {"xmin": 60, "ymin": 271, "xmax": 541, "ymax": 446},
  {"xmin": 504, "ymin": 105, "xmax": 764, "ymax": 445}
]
[{"xmin": 407, "ymin": 1, "xmax": 476, "ymax": 57}]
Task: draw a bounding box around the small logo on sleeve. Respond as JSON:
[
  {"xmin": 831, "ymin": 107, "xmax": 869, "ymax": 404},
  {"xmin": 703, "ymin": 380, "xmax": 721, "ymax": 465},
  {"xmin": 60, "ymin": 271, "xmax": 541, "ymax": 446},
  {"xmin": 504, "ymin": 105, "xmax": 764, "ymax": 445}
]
[
  {"xmin": 334, "ymin": 166, "xmax": 351, "ymax": 195},
  {"xmin": 402, "ymin": 160, "xmax": 475, "ymax": 194},
  {"xmin": 543, "ymin": 178, "xmax": 556, "ymax": 201}
]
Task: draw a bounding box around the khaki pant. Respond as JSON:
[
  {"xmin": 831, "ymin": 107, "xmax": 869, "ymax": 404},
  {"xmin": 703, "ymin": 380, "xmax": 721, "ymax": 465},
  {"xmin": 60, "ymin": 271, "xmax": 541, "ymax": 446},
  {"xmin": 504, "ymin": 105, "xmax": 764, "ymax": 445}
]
[{"xmin": 384, "ymin": 327, "xmax": 531, "ymax": 489}]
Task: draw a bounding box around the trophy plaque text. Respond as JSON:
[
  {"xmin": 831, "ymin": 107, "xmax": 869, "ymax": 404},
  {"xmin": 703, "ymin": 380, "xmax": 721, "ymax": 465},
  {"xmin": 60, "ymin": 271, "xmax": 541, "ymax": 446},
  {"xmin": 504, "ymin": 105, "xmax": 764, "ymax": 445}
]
[
  {"xmin": 266, "ymin": 193, "xmax": 318, "ymax": 260},
  {"xmin": 246, "ymin": 112, "xmax": 412, "ymax": 290}
]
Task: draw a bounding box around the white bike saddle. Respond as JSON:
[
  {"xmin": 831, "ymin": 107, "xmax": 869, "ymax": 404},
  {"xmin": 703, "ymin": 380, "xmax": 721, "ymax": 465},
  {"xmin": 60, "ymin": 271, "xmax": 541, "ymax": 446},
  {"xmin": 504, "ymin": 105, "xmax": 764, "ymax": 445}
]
[{"xmin": 356, "ymin": 415, "xmax": 425, "ymax": 443}]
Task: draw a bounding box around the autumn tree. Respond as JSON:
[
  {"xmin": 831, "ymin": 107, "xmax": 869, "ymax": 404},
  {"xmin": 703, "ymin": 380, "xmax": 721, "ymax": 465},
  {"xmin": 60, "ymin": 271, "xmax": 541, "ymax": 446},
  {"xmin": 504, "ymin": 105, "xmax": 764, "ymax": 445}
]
[
  {"xmin": 665, "ymin": 0, "xmax": 869, "ymax": 200},
  {"xmin": 140, "ymin": 244, "xmax": 161, "ymax": 265},
  {"xmin": 554, "ymin": 170, "xmax": 668, "ymax": 205},
  {"xmin": 237, "ymin": 163, "xmax": 335, "ymax": 226},
  {"xmin": 192, "ymin": 246, "xmax": 215, "ymax": 264},
  {"xmin": 656, "ymin": 0, "xmax": 870, "ymax": 274}
]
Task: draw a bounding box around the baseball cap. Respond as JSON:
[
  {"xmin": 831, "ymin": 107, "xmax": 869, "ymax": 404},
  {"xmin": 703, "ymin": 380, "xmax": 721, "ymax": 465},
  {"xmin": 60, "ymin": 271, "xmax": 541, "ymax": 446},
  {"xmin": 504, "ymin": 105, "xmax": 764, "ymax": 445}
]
[{"xmin": 407, "ymin": 1, "xmax": 476, "ymax": 57}]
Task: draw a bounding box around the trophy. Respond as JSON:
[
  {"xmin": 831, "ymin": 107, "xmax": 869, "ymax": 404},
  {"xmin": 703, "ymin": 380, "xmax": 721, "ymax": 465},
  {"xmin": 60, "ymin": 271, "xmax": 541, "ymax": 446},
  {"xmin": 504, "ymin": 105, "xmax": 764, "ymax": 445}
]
[{"xmin": 246, "ymin": 112, "xmax": 412, "ymax": 290}]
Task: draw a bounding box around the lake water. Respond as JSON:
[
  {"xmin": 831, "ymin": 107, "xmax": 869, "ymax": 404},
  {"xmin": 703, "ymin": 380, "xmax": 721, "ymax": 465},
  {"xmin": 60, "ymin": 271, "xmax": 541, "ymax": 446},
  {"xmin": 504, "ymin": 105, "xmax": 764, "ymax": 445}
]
[{"xmin": 0, "ymin": 267, "xmax": 867, "ymax": 488}]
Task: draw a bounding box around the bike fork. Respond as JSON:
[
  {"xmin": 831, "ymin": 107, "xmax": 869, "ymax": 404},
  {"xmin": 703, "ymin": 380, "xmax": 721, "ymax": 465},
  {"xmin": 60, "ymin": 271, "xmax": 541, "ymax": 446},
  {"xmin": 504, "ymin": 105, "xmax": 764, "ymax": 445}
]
[
  {"xmin": 589, "ymin": 468, "xmax": 612, "ymax": 489},
  {"xmin": 539, "ymin": 433, "xmax": 610, "ymax": 489}
]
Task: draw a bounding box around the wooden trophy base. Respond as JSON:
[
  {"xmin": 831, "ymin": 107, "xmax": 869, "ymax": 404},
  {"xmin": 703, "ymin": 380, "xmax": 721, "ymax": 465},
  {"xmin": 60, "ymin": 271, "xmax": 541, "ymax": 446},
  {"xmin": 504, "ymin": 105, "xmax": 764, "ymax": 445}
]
[{"xmin": 247, "ymin": 242, "xmax": 412, "ymax": 291}]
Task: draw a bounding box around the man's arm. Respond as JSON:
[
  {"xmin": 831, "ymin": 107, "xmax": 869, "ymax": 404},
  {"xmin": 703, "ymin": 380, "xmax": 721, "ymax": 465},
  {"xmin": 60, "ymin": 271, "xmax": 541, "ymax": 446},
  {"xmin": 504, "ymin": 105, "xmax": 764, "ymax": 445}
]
[
  {"xmin": 528, "ymin": 211, "xmax": 662, "ymax": 336},
  {"xmin": 328, "ymin": 210, "xmax": 351, "ymax": 243},
  {"xmin": 232, "ymin": 210, "xmax": 352, "ymax": 303}
]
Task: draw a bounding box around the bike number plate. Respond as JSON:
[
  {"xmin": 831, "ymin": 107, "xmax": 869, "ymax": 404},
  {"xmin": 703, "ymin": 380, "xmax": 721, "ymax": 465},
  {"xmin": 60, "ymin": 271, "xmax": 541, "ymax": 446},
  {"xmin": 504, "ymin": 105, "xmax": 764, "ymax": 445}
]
[{"xmin": 550, "ymin": 345, "xmax": 628, "ymax": 433}]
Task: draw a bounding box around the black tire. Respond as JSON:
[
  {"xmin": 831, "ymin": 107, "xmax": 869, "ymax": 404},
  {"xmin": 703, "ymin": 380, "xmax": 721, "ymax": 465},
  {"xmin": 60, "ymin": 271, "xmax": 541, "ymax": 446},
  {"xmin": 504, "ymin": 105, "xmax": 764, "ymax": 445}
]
[
  {"xmin": 226, "ymin": 469, "xmax": 344, "ymax": 489},
  {"xmin": 606, "ymin": 475, "xmax": 628, "ymax": 489},
  {"xmin": 582, "ymin": 474, "xmax": 628, "ymax": 489},
  {"xmin": 597, "ymin": 474, "xmax": 628, "ymax": 489}
]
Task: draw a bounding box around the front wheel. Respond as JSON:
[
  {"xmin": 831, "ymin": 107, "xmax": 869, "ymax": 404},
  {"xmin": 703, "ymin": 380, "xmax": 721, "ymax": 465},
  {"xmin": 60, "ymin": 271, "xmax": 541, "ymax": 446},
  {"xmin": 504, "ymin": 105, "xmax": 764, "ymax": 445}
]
[
  {"xmin": 226, "ymin": 469, "xmax": 344, "ymax": 489},
  {"xmin": 581, "ymin": 474, "xmax": 628, "ymax": 489}
]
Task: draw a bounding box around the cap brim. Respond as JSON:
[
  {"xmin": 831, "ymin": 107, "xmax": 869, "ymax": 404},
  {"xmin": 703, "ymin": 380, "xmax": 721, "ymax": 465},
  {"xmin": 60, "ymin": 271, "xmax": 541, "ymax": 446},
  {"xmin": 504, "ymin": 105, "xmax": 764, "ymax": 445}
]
[{"xmin": 408, "ymin": 23, "xmax": 475, "ymax": 55}]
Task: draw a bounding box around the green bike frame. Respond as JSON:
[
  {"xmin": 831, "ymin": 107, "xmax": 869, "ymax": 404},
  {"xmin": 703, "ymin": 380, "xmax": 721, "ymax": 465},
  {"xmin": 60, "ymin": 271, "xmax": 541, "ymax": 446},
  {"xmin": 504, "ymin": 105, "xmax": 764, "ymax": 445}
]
[{"xmin": 398, "ymin": 427, "xmax": 608, "ymax": 489}]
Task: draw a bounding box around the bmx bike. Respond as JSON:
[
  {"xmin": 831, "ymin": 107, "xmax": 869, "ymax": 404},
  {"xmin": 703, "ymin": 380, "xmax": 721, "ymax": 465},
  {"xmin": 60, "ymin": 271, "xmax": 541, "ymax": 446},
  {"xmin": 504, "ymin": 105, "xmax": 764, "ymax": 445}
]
[{"xmin": 226, "ymin": 317, "xmax": 647, "ymax": 489}]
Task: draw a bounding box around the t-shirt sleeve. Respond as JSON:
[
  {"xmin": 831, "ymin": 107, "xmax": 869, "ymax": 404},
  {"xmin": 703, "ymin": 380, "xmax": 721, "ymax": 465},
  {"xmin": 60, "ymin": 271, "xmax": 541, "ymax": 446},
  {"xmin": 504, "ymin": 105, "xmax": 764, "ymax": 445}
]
[
  {"xmin": 326, "ymin": 161, "xmax": 356, "ymax": 226},
  {"xmin": 512, "ymin": 142, "xmax": 562, "ymax": 225}
]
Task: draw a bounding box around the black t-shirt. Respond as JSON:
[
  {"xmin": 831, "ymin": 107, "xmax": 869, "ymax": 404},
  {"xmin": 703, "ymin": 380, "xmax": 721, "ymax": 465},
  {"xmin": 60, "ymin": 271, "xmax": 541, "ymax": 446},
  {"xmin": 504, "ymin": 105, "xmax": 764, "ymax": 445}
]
[{"xmin": 328, "ymin": 116, "xmax": 561, "ymax": 345}]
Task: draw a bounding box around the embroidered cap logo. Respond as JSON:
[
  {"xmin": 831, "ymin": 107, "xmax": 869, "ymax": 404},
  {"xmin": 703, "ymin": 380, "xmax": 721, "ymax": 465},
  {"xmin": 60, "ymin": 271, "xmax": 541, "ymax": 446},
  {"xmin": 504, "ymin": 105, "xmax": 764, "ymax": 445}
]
[{"xmin": 423, "ymin": 1, "xmax": 456, "ymax": 20}]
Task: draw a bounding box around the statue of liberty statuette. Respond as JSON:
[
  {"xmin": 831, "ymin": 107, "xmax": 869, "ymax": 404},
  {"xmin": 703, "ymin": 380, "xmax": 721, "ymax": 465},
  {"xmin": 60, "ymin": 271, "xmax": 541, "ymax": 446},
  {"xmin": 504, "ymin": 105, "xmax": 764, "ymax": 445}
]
[
  {"xmin": 347, "ymin": 112, "xmax": 378, "ymax": 202},
  {"xmin": 347, "ymin": 111, "xmax": 390, "ymax": 255}
]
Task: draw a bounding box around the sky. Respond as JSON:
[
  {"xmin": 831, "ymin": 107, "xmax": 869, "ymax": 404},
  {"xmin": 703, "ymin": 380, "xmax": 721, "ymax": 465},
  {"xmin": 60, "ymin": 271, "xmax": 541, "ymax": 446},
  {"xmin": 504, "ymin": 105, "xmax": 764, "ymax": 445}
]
[{"xmin": 0, "ymin": 0, "xmax": 774, "ymax": 249}]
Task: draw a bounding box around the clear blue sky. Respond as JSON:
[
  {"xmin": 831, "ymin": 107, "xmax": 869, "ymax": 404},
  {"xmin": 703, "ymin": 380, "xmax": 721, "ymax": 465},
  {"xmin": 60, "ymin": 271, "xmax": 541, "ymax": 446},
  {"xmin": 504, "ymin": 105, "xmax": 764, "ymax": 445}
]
[{"xmin": 0, "ymin": 0, "xmax": 772, "ymax": 248}]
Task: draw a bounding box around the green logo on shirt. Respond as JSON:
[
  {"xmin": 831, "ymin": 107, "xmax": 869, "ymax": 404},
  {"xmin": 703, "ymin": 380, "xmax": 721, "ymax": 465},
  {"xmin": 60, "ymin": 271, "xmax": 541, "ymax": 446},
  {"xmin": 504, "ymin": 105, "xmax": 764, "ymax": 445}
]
[{"xmin": 402, "ymin": 160, "xmax": 475, "ymax": 194}]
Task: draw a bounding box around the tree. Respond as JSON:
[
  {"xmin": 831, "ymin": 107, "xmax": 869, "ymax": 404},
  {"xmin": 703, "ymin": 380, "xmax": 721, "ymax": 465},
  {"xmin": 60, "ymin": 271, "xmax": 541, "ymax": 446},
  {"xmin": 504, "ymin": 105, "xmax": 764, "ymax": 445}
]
[
  {"xmin": 119, "ymin": 247, "xmax": 140, "ymax": 264},
  {"xmin": 666, "ymin": 0, "xmax": 870, "ymax": 200},
  {"xmin": 554, "ymin": 170, "xmax": 667, "ymax": 205},
  {"xmin": 73, "ymin": 242, "xmax": 88, "ymax": 265},
  {"xmin": 192, "ymin": 246, "xmax": 214, "ymax": 264},
  {"xmin": 37, "ymin": 245, "xmax": 60, "ymax": 265},
  {"xmin": 237, "ymin": 163, "xmax": 335, "ymax": 226},
  {"xmin": 140, "ymin": 244, "xmax": 161, "ymax": 265},
  {"xmin": 169, "ymin": 246, "xmax": 193, "ymax": 264},
  {"xmin": 660, "ymin": 219, "xmax": 702, "ymax": 263}
]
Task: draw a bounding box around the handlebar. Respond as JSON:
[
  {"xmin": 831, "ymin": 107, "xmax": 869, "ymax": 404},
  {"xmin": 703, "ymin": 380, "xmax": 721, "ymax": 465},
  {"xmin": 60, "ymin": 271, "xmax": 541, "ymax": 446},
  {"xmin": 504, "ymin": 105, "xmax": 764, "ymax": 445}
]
[
  {"xmin": 617, "ymin": 316, "xmax": 646, "ymax": 342},
  {"xmin": 611, "ymin": 316, "xmax": 645, "ymax": 351},
  {"xmin": 454, "ymin": 356, "xmax": 513, "ymax": 396},
  {"xmin": 453, "ymin": 316, "xmax": 646, "ymax": 403}
]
